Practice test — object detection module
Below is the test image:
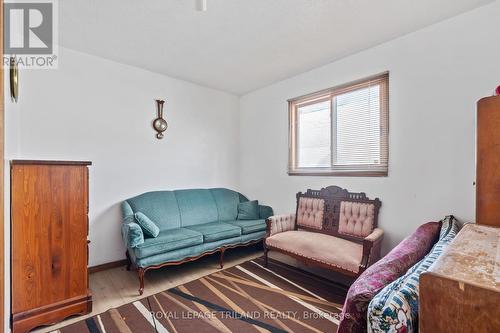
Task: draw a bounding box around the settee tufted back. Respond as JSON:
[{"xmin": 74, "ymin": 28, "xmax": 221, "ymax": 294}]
[
  {"xmin": 296, "ymin": 197, "xmax": 324, "ymax": 230},
  {"xmin": 338, "ymin": 201, "xmax": 375, "ymax": 237}
]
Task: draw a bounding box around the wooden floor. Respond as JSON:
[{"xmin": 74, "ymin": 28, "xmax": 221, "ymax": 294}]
[{"xmin": 32, "ymin": 245, "xmax": 262, "ymax": 333}]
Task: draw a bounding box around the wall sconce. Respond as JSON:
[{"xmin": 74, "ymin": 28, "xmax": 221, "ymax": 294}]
[{"xmin": 153, "ymin": 99, "xmax": 168, "ymax": 139}]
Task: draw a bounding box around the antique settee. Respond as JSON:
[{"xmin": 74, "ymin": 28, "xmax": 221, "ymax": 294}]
[{"xmin": 264, "ymin": 186, "xmax": 383, "ymax": 278}]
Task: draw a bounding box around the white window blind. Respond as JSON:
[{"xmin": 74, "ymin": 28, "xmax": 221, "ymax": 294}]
[{"xmin": 289, "ymin": 73, "xmax": 389, "ymax": 176}]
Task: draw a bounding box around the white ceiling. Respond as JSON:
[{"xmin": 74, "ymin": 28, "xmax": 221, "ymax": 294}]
[{"xmin": 59, "ymin": 0, "xmax": 493, "ymax": 95}]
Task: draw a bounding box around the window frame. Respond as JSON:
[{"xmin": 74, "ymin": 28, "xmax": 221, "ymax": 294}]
[{"xmin": 288, "ymin": 72, "xmax": 389, "ymax": 177}]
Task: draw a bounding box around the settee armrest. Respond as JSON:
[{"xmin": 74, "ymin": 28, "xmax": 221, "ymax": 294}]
[
  {"xmin": 265, "ymin": 214, "xmax": 296, "ymax": 237},
  {"xmin": 259, "ymin": 205, "xmax": 274, "ymax": 219},
  {"xmin": 364, "ymin": 228, "xmax": 384, "ymax": 243},
  {"xmin": 360, "ymin": 228, "xmax": 384, "ymax": 272},
  {"xmin": 121, "ymin": 215, "xmax": 144, "ymax": 248}
]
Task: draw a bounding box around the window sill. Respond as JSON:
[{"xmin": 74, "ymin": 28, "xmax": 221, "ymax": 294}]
[{"xmin": 287, "ymin": 170, "xmax": 388, "ymax": 177}]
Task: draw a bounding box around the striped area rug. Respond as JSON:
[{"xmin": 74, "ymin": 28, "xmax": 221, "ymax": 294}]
[{"xmin": 54, "ymin": 258, "xmax": 347, "ymax": 333}]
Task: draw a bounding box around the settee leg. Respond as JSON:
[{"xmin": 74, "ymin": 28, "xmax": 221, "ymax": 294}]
[
  {"xmin": 219, "ymin": 247, "xmax": 225, "ymax": 269},
  {"xmin": 138, "ymin": 268, "xmax": 145, "ymax": 295},
  {"xmin": 264, "ymin": 247, "xmax": 269, "ymax": 268},
  {"xmin": 125, "ymin": 250, "xmax": 132, "ymax": 271}
]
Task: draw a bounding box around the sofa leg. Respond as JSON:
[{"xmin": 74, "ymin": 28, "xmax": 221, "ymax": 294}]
[
  {"xmin": 219, "ymin": 247, "xmax": 225, "ymax": 269},
  {"xmin": 138, "ymin": 268, "xmax": 145, "ymax": 295},
  {"xmin": 125, "ymin": 250, "xmax": 132, "ymax": 271}
]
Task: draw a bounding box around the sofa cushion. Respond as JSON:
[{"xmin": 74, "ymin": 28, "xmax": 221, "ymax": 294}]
[
  {"xmin": 226, "ymin": 219, "xmax": 266, "ymax": 235},
  {"xmin": 133, "ymin": 228, "xmax": 203, "ymax": 259},
  {"xmin": 175, "ymin": 189, "xmax": 219, "ymax": 226},
  {"xmin": 237, "ymin": 200, "xmax": 260, "ymax": 220},
  {"xmin": 210, "ymin": 188, "xmax": 240, "ymax": 221},
  {"xmin": 338, "ymin": 201, "xmax": 375, "ymax": 237},
  {"xmin": 337, "ymin": 221, "xmax": 442, "ymax": 333},
  {"xmin": 135, "ymin": 235, "xmax": 241, "ymax": 268},
  {"xmin": 296, "ymin": 197, "xmax": 324, "ymax": 230},
  {"xmin": 185, "ymin": 222, "xmax": 241, "ymax": 242},
  {"xmin": 266, "ymin": 230, "xmax": 363, "ymax": 273},
  {"xmin": 367, "ymin": 216, "xmax": 461, "ymax": 333},
  {"xmin": 134, "ymin": 212, "xmax": 160, "ymax": 238}
]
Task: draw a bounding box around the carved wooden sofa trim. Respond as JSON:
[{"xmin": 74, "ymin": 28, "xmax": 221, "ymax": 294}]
[{"xmin": 264, "ymin": 186, "xmax": 383, "ymax": 278}]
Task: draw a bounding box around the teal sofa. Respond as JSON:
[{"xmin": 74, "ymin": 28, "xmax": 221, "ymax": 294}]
[{"xmin": 121, "ymin": 188, "xmax": 273, "ymax": 294}]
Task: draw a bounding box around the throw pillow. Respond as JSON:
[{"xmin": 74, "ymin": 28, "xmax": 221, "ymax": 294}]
[
  {"xmin": 134, "ymin": 212, "xmax": 160, "ymax": 238},
  {"xmin": 439, "ymin": 214, "xmax": 460, "ymax": 239},
  {"xmin": 337, "ymin": 221, "xmax": 442, "ymax": 333},
  {"xmin": 366, "ymin": 216, "xmax": 461, "ymax": 333},
  {"xmin": 237, "ymin": 200, "xmax": 259, "ymax": 220},
  {"xmin": 121, "ymin": 220, "xmax": 144, "ymax": 248}
]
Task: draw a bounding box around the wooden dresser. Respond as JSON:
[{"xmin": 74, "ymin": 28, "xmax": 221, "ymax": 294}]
[
  {"xmin": 420, "ymin": 224, "xmax": 500, "ymax": 332},
  {"xmin": 11, "ymin": 160, "xmax": 92, "ymax": 333},
  {"xmin": 476, "ymin": 95, "xmax": 500, "ymax": 227}
]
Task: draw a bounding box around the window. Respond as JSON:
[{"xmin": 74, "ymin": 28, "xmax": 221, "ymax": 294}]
[{"xmin": 288, "ymin": 72, "xmax": 389, "ymax": 176}]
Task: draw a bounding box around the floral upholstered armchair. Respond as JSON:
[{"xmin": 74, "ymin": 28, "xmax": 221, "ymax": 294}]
[{"xmin": 264, "ymin": 186, "xmax": 383, "ymax": 278}]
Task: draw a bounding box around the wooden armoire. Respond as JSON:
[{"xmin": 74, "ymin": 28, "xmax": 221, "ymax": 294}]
[
  {"xmin": 11, "ymin": 160, "xmax": 92, "ymax": 333},
  {"xmin": 476, "ymin": 95, "xmax": 500, "ymax": 226}
]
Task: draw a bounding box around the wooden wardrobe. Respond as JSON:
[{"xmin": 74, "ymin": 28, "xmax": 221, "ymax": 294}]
[
  {"xmin": 11, "ymin": 160, "xmax": 92, "ymax": 333},
  {"xmin": 476, "ymin": 95, "xmax": 500, "ymax": 226}
]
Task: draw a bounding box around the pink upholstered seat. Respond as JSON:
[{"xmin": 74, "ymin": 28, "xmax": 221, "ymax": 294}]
[{"xmin": 266, "ymin": 230, "xmax": 363, "ymax": 273}]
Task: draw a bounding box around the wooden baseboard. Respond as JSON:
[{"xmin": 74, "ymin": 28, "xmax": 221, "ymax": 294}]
[
  {"xmin": 12, "ymin": 294, "xmax": 92, "ymax": 333},
  {"xmin": 89, "ymin": 259, "xmax": 127, "ymax": 273}
]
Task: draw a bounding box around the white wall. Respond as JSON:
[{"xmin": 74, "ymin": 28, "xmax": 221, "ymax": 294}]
[
  {"xmin": 6, "ymin": 47, "xmax": 240, "ymax": 267},
  {"xmin": 239, "ymin": 1, "xmax": 500, "ymax": 253}
]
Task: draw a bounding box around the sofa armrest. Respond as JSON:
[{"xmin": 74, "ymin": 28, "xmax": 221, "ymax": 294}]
[
  {"xmin": 259, "ymin": 205, "xmax": 274, "ymax": 219},
  {"xmin": 121, "ymin": 216, "xmax": 144, "ymax": 248},
  {"xmin": 360, "ymin": 228, "xmax": 384, "ymax": 272},
  {"xmin": 266, "ymin": 214, "xmax": 296, "ymax": 237}
]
